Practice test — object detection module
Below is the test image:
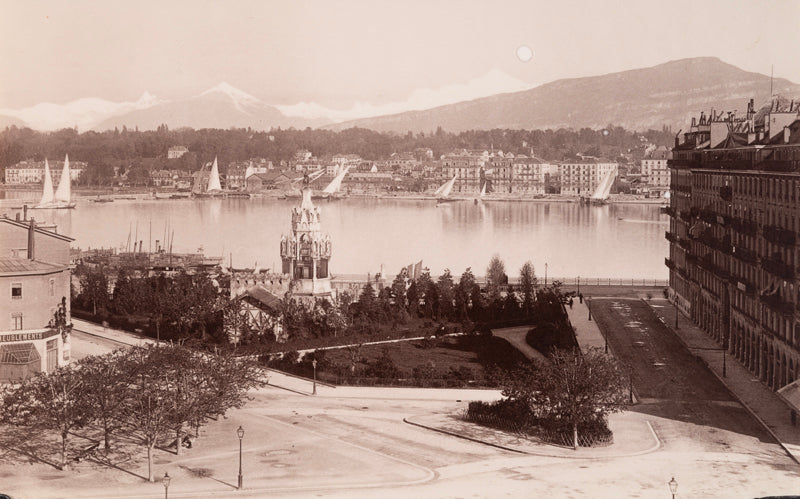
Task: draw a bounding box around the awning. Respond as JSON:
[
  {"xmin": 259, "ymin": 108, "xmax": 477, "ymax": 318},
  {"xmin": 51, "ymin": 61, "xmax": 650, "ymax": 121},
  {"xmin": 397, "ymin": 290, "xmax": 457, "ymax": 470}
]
[
  {"xmin": 0, "ymin": 343, "xmax": 41, "ymax": 364},
  {"xmin": 777, "ymin": 378, "xmax": 800, "ymax": 413}
]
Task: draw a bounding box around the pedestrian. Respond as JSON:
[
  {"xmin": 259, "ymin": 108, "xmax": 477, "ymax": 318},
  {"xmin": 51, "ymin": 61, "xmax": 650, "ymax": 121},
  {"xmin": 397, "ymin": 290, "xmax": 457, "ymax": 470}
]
[
  {"xmin": 569, "ymin": 298, "xmax": 574, "ymax": 309},
  {"xmin": 579, "ymin": 293, "xmax": 583, "ymax": 304}
]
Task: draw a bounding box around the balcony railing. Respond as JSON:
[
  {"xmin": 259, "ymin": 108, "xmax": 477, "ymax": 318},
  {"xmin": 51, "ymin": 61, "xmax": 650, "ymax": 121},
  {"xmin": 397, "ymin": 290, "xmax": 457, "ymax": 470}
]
[
  {"xmin": 763, "ymin": 225, "xmax": 797, "ymax": 247},
  {"xmin": 763, "ymin": 257, "xmax": 796, "ymax": 280}
]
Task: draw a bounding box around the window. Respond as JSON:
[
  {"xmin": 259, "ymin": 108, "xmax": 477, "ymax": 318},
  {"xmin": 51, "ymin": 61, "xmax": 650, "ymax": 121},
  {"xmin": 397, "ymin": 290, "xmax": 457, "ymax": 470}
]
[
  {"xmin": 11, "ymin": 283, "xmax": 22, "ymax": 299},
  {"xmin": 12, "ymin": 313, "xmax": 22, "ymax": 330}
]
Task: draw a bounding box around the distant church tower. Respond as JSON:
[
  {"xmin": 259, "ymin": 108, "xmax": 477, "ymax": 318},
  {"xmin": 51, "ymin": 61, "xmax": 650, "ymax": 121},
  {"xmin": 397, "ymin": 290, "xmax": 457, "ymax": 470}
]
[{"xmin": 279, "ymin": 187, "xmax": 332, "ymax": 296}]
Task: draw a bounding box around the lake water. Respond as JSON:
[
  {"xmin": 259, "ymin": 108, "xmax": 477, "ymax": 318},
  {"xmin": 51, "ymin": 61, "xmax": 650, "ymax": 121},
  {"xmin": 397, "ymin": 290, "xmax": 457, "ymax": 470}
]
[{"xmin": 1, "ymin": 194, "xmax": 669, "ymax": 280}]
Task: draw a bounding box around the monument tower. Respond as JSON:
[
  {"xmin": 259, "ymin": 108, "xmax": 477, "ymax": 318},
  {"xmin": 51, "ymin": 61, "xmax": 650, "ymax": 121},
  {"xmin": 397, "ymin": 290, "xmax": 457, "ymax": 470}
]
[{"xmin": 279, "ymin": 187, "xmax": 332, "ymax": 296}]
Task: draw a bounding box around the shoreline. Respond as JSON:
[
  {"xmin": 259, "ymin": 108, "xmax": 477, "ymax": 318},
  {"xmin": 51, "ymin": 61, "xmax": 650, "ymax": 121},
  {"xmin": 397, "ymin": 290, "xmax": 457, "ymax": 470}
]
[{"xmin": 0, "ymin": 186, "xmax": 666, "ymax": 205}]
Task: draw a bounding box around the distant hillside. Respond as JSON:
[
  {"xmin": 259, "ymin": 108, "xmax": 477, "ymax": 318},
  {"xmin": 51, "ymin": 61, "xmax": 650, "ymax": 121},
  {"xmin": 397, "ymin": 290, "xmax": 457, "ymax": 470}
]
[
  {"xmin": 0, "ymin": 114, "xmax": 28, "ymax": 129},
  {"xmin": 327, "ymin": 57, "xmax": 800, "ymax": 133}
]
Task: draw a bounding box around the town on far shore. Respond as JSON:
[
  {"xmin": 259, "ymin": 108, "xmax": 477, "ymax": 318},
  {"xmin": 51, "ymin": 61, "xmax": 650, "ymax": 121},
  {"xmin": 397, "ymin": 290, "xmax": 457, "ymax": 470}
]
[{"xmin": 1, "ymin": 126, "xmax": 675, "ymax": 203}]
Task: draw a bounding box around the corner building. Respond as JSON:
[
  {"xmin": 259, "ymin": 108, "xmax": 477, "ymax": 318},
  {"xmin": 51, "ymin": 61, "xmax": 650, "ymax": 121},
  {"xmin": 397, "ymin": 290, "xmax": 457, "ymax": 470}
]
[{"xmin": 667, "ymin": 97, "xmax": 800, "ymax": 391}]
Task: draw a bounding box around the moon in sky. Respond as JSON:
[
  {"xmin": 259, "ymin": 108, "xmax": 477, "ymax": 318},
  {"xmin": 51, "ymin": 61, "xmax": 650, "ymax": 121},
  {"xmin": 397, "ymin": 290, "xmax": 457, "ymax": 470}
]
[{"xmin": 516, "ymin": 45, "xmax": 533, "ymax": 62}]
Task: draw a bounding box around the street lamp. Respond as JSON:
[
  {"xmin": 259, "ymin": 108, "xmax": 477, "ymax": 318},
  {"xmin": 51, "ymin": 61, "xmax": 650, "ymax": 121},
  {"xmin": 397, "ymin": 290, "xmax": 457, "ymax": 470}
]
[
  {"xmin": 675, "ymin": 302, "xmax": 679, "ymax": 330},
  {"xmin": 577, "ymin": 276, "xmax": 580, "ymax": 297},
  {"xmin": 668, "ymin": 476, "xmax": 678, "ymax": 499},
  {"xmin": 163, "ymin": 472, "xmax": 171, "ymax": 499},
  {"xmin": 587, "ymin": 296, "xmax": 592, "ymax": 321},
  {"xmin": 312, "ymin": 359, "xmax": 318, "ymax": 395},
  {"xmin": 237, "ymin": 426, "xmax": 244, "ymax": 490}
]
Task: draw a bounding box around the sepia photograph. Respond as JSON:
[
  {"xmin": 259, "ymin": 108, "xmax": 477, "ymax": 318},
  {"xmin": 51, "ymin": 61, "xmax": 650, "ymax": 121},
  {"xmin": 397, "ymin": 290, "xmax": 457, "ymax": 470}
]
[{"xmin": 1, "ymin": 0, "xmax": 800, "ymax": 497}]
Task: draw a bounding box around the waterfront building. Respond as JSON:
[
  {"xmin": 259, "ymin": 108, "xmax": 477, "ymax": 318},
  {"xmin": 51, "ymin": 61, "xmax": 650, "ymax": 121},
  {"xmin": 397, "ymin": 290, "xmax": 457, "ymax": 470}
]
[
  {"xmin": 641, "ymin": 146, "xmax": 671, "ymax": 197},
  {"xmin": 0, "ymin": 215, "xmax": 73, "ymax": 382},
  {"xmin": 442, "ymin": 150, "xmax": 488, "ymax": 194},
  {"xmin": 279, "ymin": 188, "xmax": 332, "ymax": 297},
  {"xmin": 511, "ymin": 156, "xmax": 553, "ymax": 195},
  {"xmin": 4, "ymin": 159, "xmax": 86, "ymax": 185},
  {"xmin": 666, "ymin": 97, "xmax": 800, "ymax": 391},
  {"xmin": 558, "ymin": 157, "xmax": 618, "ymax": 196},
  {"xmin": 167, "ymin": 146, "xmax": 189, "ymax": 159}
]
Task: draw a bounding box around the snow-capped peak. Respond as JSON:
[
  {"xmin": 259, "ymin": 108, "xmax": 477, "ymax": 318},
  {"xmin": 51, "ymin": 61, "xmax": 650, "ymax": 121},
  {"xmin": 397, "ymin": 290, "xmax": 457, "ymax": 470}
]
[
  {"xmin": 199, "ymin": 82, "xmax": 261, "ymax": 108},
  {"xmin": 0, "ymin": 92, "xmax": 165, "ymax": 131}
]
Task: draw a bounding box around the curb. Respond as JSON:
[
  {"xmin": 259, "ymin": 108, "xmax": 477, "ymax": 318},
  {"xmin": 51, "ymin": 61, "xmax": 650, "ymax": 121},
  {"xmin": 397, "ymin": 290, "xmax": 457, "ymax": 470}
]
[
  {"xmin": 403, "ymin": 417, "xmax": 662, "ymax": 459},
  {"xmin": 643, "ymin": 299, "xmax": 800, "ymax": 465},
  {"xmin": 402, "ymin": 417, "xmax": 526, "ymax": 454}
]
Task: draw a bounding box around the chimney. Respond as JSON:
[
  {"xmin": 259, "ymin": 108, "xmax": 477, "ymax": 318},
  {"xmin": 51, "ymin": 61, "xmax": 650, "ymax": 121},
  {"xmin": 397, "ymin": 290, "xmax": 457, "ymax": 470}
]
[
  {"xmin": 785, "ymin": 127, "xmax": 790, "ymax": 144},
  {"xmin": 23, "ymin": 204, "xmax": 28, "ymax": 220},
  {"xmin": 27, "ymin": 218, "xmax": 35, "ymax": 260},
  {"xmin": 15, "ymin": 213, "xmax": 20, "ymax": 221}
]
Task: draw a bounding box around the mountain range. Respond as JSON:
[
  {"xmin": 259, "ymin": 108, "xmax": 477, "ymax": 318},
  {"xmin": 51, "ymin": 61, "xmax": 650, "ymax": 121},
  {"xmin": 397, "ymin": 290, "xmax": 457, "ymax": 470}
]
[
  {"xmin": 2, "ymin": 57, "xmax": 798, "ymax": 133},
  {"xmin": 326, "ymin": 57, "xmax": 800, "ymax": 133}
]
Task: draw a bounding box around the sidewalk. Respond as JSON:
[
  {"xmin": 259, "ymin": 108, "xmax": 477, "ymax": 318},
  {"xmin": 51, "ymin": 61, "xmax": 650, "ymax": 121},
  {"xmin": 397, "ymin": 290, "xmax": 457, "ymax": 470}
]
[
  {"xmin": 71, "ymin": 318, "xmax": 155, "ymax": 347},
  {"xmin": 648, "ymin": 297, "xmax": 800, "ymax": 463},
  {"xmin": 565, "ymin": 299, "xmax": 607, "ymax": 353}
]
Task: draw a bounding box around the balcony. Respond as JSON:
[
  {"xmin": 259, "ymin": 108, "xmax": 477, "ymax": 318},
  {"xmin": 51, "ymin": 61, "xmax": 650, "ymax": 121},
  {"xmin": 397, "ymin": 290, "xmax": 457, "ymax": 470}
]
[
  {"xmin": 731, "ymin": 245, "xmax": 757, "ymax": 264},
  {"xmin": 665, "ymin": 231, "xmax": 678, "ymax": 244},
  {"xmin": 730, "ymin": 217, "xmax": 758, "ymax": 236},
  {"xmin": 762, "ymin": 257, "xmax": 796, "ymax": 280},
  {"xmin": 763, "ymin": 225, "xmax": 797, "ymax": 247},
  {"xmin": 760, "ymin": 293, "xmax": 795, "ymax": 317}
]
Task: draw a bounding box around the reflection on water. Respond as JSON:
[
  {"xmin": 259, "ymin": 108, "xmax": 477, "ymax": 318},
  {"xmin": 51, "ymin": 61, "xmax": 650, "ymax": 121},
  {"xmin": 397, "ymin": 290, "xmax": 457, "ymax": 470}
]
[{"xmin": 1, "ymin": 197, "xmax": 668, "ymax": 279}]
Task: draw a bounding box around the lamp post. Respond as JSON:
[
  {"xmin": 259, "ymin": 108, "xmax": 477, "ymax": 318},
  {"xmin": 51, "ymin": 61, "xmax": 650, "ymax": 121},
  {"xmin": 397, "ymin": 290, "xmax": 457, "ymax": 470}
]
[
  {"xmin": 577, "ymin": 276, "xmax": 580, "ymax": 297},
  {"xmin": 675, "ymin": 302, "xmax": 679, "ymax": 330},
  {"xmin": 163, "ymin": 472, "xmax": 171, "ymax": 499},
  {"xmin": 587, "ymin": 296, "xmax": 592, "ymax": 321},
  {"xmin": 312, "ymin": 359, "xmax": 318, "ymax": 395},
  {"xmin": 237, "ymin": 426, "xmax": 244, "ymax": 490},
  {"xmin": 668, "ymin": 476, "xmax": 678, "ymax": 499}
]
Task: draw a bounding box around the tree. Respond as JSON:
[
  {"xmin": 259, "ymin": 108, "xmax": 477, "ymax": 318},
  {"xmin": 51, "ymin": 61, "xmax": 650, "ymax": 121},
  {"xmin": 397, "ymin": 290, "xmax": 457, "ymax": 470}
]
[
  {"xmin": 519, "ymin": 261, "xmax": 537, "ymax": 319},
  {"xmin": 455, "ymin": 268, "xmax": 478, "ymax": 320},
  {"xmin": 79, "ymin": 266, "xmax": 109, "ymax": 315},
  {"xmin": 486, "ymin": 255, "xmax": 507, "ymax": 319},
  {"xmin": 79, "ymin": 351, "xmax": 130, "ymax": 451},
  {"xmin": 14, "ymin": 365, "xmax": 89, "ymax": 470},
  {"xmin": 436, "ymin": 269, "xmax": 455, "ymax": 320},
  {"xmin": 504, "ymin": 348, "xmax": 628, "ymax": 449}
]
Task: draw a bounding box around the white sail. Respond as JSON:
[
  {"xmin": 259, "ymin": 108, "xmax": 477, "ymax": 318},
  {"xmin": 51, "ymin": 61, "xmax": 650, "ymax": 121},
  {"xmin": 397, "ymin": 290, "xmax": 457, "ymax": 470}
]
[
  {"xmin": 54, "ymin": 154, "xmax": 71, "ymax": 203},
  {"xmin": 590, "ymin": 169, "xmax": 616, "ymax": 200},
  {"xmin": 322, "ymin": 165, "xmax": 350, "ymax": 194},
  {"xmin": 434, "ymin": 174, "xmax": 458, "ymax": 198},
  {"xmin": 39, "ymin": 158, "xmax": 55, "ymax": 205},
  {"xmin": 207, "ymin": 157, "xmax": 222, "ymax": 192},
  {"xmin": 480, "ymin": 181, "xmax": 486, "ymax": 197}
]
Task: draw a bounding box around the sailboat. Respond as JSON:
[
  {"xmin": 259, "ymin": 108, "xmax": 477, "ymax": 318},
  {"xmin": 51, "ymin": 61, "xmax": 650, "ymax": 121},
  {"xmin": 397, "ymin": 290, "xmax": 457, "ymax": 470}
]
[
  {"xmin": 434, "ymin": 174, "xmax": 458, "ymax": 204},
  {"xmin": 193, "ymin": 157, "xmax": 224, "ymax": 198},
  {"xmin": 33, "ymin": 155, "xmax": 76, "ymax": 209},
  {"xmin": 474, "ymin": 180, "xmax": 487, "ymax": 204},
  {"xmin": 583, "ymin": 169, "xmax": 616, "ymax": 205},
  {"xmin": 315, "ymin": 165, "xmax": 350, "ymax": 200}
]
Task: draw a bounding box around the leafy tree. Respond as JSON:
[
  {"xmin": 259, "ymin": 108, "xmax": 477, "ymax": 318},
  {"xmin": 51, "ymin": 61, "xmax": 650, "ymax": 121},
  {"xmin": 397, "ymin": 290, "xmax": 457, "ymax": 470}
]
[
  {"xmin": 486, "ymin": 254, "xmax": 507, "ymax": 298},
  {"xmin": 11, "ymin": 365, "xmax": 88, "ymax": 470},
  {"xmin": 503, "ymin": 348, "xmax": 628, "ymax": 449},
  {"xmin": 519, "ymin": 261, "xmax": 537, "ymax": 319},
  {"xmin": 79, "ymin": 351, "xmax": 130, "ymax": 451},
  {"xmin": 436, "ymin": 269, "xmax": 455, "ymax": 320},
  {"xmin": 456, "ymin": 268, "xmax": 480, "ymax": 320},
  {"xmin": 79, "ymin": 266, "xmax": 109, "ymax": 315}
]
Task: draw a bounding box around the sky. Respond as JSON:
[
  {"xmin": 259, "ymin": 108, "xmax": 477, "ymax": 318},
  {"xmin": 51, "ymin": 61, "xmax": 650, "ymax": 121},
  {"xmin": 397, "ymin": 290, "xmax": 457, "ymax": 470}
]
[{"xmin": 1, "ymin": 0, "xmax": 800, "ymax": 120}]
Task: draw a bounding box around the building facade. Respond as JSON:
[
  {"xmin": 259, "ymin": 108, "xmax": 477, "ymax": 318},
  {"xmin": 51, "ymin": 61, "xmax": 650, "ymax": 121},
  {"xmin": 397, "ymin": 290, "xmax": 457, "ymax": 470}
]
[
  {"xmin": 5, "ymin": 160, "xmax": 86, "ymax": 185},
  {"xmin": 558, "ymin": 157, "xmax": 618, "ymax": 196},
  {"xmin": 667, "ymin": 97, "xmax": 800, "ymax": 392},
  {"xmin": 167, "ymin": 146, "xmax": 189, "ymax": 159},
  {"xmin": 641, "ymin": 146, "xmax": 671, "ymax": 196},
  {"xmin": 0, "ymin": 215, "xmax": 73, "ymax": 382}
]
